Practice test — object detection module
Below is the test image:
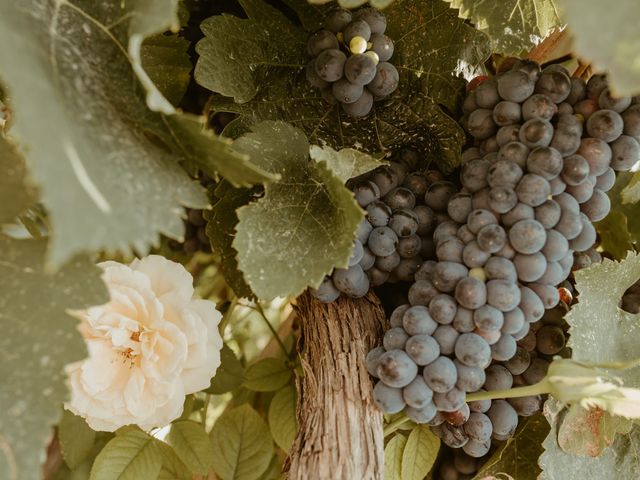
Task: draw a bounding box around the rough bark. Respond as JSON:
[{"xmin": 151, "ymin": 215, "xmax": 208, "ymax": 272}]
[{"xmin": 286, "ymin": 291, "xmax": 387, "ymax": 480}]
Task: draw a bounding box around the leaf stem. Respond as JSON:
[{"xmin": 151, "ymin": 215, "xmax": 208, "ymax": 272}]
[
  {"xmin": 465, "ymin": 380, "xmax": 551, "ymax": 402},
  {"xmin": 200, "ymin": 393, "xmax": 211, "ymax": 428},
  {"xmin": 256, "ymin": 303, "xmax": 289, "ymax": 357},
  {"xmin": 383, "ymin": 415, "xmax": 412, "ymax": 437}
]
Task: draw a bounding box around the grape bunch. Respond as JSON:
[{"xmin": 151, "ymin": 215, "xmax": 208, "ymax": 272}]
[
  {"xmin": 311, "ymin": 149, "xmax": 449, "ymax": 302},
  {"xmin": 306, "ymin": 7, "xmax": 399, "ymax": 117},
  {"xmin": 367, "ymin": 60, "xmax": 640, "ymax": 458}
]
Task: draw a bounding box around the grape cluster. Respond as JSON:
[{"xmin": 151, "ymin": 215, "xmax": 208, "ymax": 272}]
[
  {"xmin": 306, "ymin": 7, "xmax": 399, "ymax": 117},
  {"xmin": 367, "ymin": 61, "xmax": 639, "ymax": 457},
  {"xmin": 311, "ymin": 149, "xmax": 448, "ymax": 302}
]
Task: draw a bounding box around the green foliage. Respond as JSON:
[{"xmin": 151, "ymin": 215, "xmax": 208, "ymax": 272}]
[
  {"xmin": 90, "ymin": 428, "xmax": 162, "ymax": 480},
  {"xmin": 309, "ymin": 145, "xmax": 387, "ymax": 183},
  {"xmin": 207, "ymin": 343, "xmax": 247, "ymax": 395},
  {"xmin": 210, "ymin": 404, "xmax": 274, "ymax": 480},
  {"xmin": 59, "ymin": 410, "xmax": 97, "ymax": 470},
  {"xmin": 0, "ymin": 235, "xmax": 108, "ymax": 480},
  {"xmin": 308, "ymin": 0, "xmax": 396, "ymax": 10},
  {"xmin": 0, "ymin": 135, "xmax": 35, "ymax": 223},
  {"xmin": 155, "ymin": 440, "xmax": 192, "ymax": 480},
  {"xmin": 198, "ymin": 0, "xmax": 490, "ymax": 172},
  {"xmin": 233, "ymin": 122, "xmax": 364, "ymax": 299},
  {"xmin": 559, "ymin": 0, "xmax": 640, "ymax": 96},
  {"xmin": 400, "ymin": 425, "xmax": 440, "ymax": 480},
  {"xmin": 384, "ymin": 433, "xmax": 407, "ymax": 480},
  {"xmin": 166, "ymin": 421, "xmax": 215, "ymax": 475},
  {"xmin": 444, "ymin": 0, "xmax": 562, "ymax": 55},
  {"xmin": 268, "ymin": 386, "xmax": 298, "ymax": 451},
  {"xmin": 473, "ymin": 414, "xmax": 550, "ymax": 479},
  {"xmin": 243, "ymin": 358, "xmax": 292, "ymax": 392}
]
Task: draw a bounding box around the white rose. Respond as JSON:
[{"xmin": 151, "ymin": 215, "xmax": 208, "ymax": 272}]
[{"xmin": 65, "ymin": 255, "xmax": 223, "ymax": 432}]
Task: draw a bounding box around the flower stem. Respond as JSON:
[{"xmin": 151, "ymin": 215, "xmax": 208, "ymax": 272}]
[
  {"xmin": 256, "ymin": 303, "xmax": 289, "ymax": 357},
  {"xmin": 465, "ymin": 380, "xmax": 551, "ymax": 402}
]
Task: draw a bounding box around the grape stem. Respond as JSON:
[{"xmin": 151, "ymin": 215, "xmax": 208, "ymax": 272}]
[
  {"xmin": 383, "ymin": 415, "xmax": 412, "ymax": 437},
  {"xmin": 465, "ymin": 380, "xmax": 551, "ymax": 402}
]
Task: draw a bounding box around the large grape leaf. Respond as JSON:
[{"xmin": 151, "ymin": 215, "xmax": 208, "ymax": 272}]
[
  {"xmin": 473, "ymin": 414, "xmax": 549, "ymax": 480},
  {"xmin": 540, "ymin": 399, "xmax": 640, "ymax": 480},
  {"xmin": 0, "ymin": 1, "xmax": 273, "ymax": 265},
  {"xmin": 444, "ymin": 0, "xmax": 562, "ymax": 55},
  {"xmin": 233, "ymin": 121, "xmax": 364, "ymax": 300},
  {"xmin": 0, "ymin": 235, "xmax": 108, "ymax": 480},
  {"xmin": 0, "ymin": 135, "xmax": 36, "ymax": 224},
  {"xmin": 558, "ymin": 0, "xmax": 640, "ymax": 96},
  {"xmin": 197, "ymin": 0, "xmax": 490, "ymax": 172}
]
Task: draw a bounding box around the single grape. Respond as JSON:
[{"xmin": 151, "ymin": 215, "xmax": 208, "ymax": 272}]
[
  {"xmin": 580, "ymin": 188, "xmax": 611, "ymax": 222},
  {"xmin": 373, "ymin": 381, "xmax": 405, "ymax": 413},
  {"xmin": 434, "ymin": 387, "xmax": 466, "ymax": 412},
  {"xmin": 311, "ymin": 276, "xmax": 341, "ymax": 302},
  {"xmin": 455, "ymin": 359, "xmax": 486, "ymax": 392},
  {"xmin": 437, "ymin": 236, "xmax": 465, "ymax": 263},
  {"xmin": 324, "ymin": 8, "xmax": 352, "ymax": 33},
  {"xmin": 453, "ymin": 307, "xmax": 476, "ymax": 333},
  {"xmin": 390, "ymin": 304, "xmax": 410, "ymax": 327},
  {"xmin": 333, "ymin": 264, "xmax": 369, "ymax": 297},
  {"xmin": 495, "ymin": 241, "xmax": 516, "ymax": 260},
  {"xmin": 462, "ymin": 241, "xmax": 491, "ymax": 268},
  {"xmin": 425, "ymin": 181, "xmax": 457, "ymax": 212},
  {"xmin": 423, "ymin": 356, "xmax": 457, "ymax": 393},
  {"xmin": 577, "ymin": 137, "xmax": 612, "ymax": 176},
  {"xmin": 343, "ymin": 19, "xmax": 372, "ymax": 44},
  {"xmin": 464, "ymin": 412, "xmax": 493, "ymax": 442},
  {"xmin": 502, "ymin": 202, "xmax": 534, "ymax": 227},
  {"xmin": 537, "ymin": 260, "xmax": 565, "ymax": 285},
  {"xmin": 562, "ymin": 154, "xmax": 590, "ymax": 186},
  {"xmin": 534, "ymin": 70, "xmax": 571, "ymax": 103},
  {"xmin": 519, "ymin": 286, "xmax": 545, "ymax": 323},
  {"xmin": 388, "ymin": 209, "xmax": 418, "ymax": 238},
  {"xmin": 496, "ymin": 125, "xmax": 521, "ymax": 146},
  {"xmin": 502, "ymin": 308, "xmax": 525, "ymax": 335},
  {"xmin": 488, "ymin": 186, "xmax": 518, "ymax": 214},
  {"xmin": 522, "ymin": 93, "xmax": 557, "ymax": 121},
  {"xmin": 487, "ymin": 400, "xmax": 519, "ymax": 437},
  {"xmin": 468, "ymin": 109, "xmax": 497, "ymax": 140},
  {"xmin": 509, "ymin": 219, "xmax": 546, "ymax": 254},
  {"xmin": 476, "ymin": 224, "xmax": 507, "ymax": 253},
  {"xmin": 461, "ymin": 158, "xmax": 491, "ymax": 192},
  {"xmin": 484, "ymin": 256, "xmax": 517, "ymax": 282},
  {"xmin": 371, "ymin": 166, "xmax": 398, "ymax": 196},
  {"xmin": 505, "ymin": 347, "xmax": 531, "ymax": 375},
  {"xmin": 344, "ymin": 54, "xmax": 377, "ymax": 86},
  {"xmin": 468, "ymin": 390, "xmax": 491, "ymax": 413},
  {"xmin": 491, "ymin": 334, "xmax": 517, "ymax": 361},
  {"xmin": 622, "ymin": 104, "xmax": 640, "ymax": 140},
  {"xmin": 455, "ymin": 277, "xmax": 487, "ymax": 310},
  {"xmin": 567, "ymin": 77, "xmax": 587, "ymax": 104},
  {"xmin": 516, "ymin": 174, "xmax": 551, "ymax": 207},
  {"xmin": 566, "ymin": 179, "xmax": 595, "ymax": 203},
  {"xmin": 434, "ymin": 221, "xmax": 462, "ymax": 244},
  {"xmin": 484, "ymin": 364, "xmax": 513, "ymax": 391},
  {"xmin": 497, "ymin": 70, "xmax": 535, "ymax": 102},
  {"xmin": 463, "ymin": 90, "xmax": 479, "ymax": 114},
  {"xmin": 403, "ymin": 305, "xmax": 438, "ymax": 336},
  {"xmin": 353, "ymin": 7, "xmax": 387, "ymax": 34},
  {"xmin": 487, "ymin": 279, "xmax": 521, "ymax": 312},
  {"xmin": 366, "ymin": 346, "xmax": 385, "ymax": 377},
  {"xmin": 536, "ymin": 325, "xmax": 566, "ymax": 355},
  {"xmin": 403, "ymin": 375, "xmax": 434, "ymax": 409},
  {"xmin": 432, "ymin": 261, "xmax": 469, "ymax": 292},
  {"xmin": 498, "ymin": 141, "xmax": 529, "ymax": 169},
  {"xmin": 549, "ymin": 176, "xmax": 567, "ymax": 195},
  {"xmin": 514, "ymin": 252, "xmax": 547, "ymax": 282},
  {"xmin": 467, "ymin": 209, "xmax": 498, "ymax": 233},
  {"xmin": 434, "ymin": 423, "xmax": 470, "ymax": 449},
  {"xmin": 413, "ymin": 205, "xmax": 437, "ymax": 236},
  {"xmin": 403, "ymin": 172, "xmax": 429, "ymax": 198},
  {"xmin": 367, "ymin": 62, "xmax": 399, "ymax": 97},
  {"xmin": 522, "ymin": 358, "xmax": 550, "ymax": 385},
  {"xmin": 315, "ymin": 49, "xmax": 347, "ymax": 82},
  {"xmin": 455, "ymin": 333, "xmax": 491, "ymax": 368},
  {"xmin": 348, "ymin": 240, "xmax": 365, "ymax": 267},
  {"xmin": 534, "ymin": 200, "xmax": 561, "ymax": 229},
  {"xmin": 471, "ymin": 188, "xmax": 491, "ymax": 211},
  {"xmin": 475, "ymin": 77, "xmax": 500, "ymax": 108},
  {"xmin": 610, "ymin": 135, "xmax": 640, "ymax": 171},
  {"xmin": 551, "ymin": 123, "xmax": 582, "ymax": 156},
  {"xmin": 404, "ymin": 403, "xmax": 437, "ymax": 424},
  {"xmin": 570, "ymin": 214, "xmax": 597, "ymax": 252},
  {"xmin": 508, "ymin": 395, "xmax": 542, "ymax": 417},
  {"xmin": 529, "ymin": 282, "xmax": 560, "ymax": 309},
  {"xmin": 555, "ymin": 209, "xmax": 583, "ymax": 240},
  {"xmin": 429, "ymin": 294, "xmax": 458, "ymax": 325},
  {"xmin": 598, "ymin": 87, "xmax": 631, "ymax": 112},
  {"xmin": 377, "ymin": 349, "xmax": 418, "ymax": 388},
  {"xmin": 596, "ymin": 168, "xmax": 616, "ymax": 191},
  {"xmin": 383, "ymin": 327, "xmax": 409, "ymax": 351},
  {"xmin": 332, "ymin": 78, "xmax": 364, "ymax": 104},
  {"xmin": 353, "ymin": 180, "xmax": 380, "ymax": 207},
  {"xmin": 519, "ymin": 118, "xmax": 554, "ymax": 150},
  {"xmin": 475, "ymin": 327, "xmax": 501, "ymax": 345},
  {"xmin": 586, "ymin": 109, "xmax": 624, "ymax": 142},
  {"xmin": 433, "ymin": 325, "xmax": 460, "ymax": 356},
  {"xmin": 493, "ymin": 100, "xmax": 522, "ymax": 126},
  {"xmin": 342, "ymin": 88, "xmax": 374, "ymax": 117},
  {"xmin": 368, "ymin": 226, "xmax": 398, "ymax": 256},
  {"xmin": 365, "ymin": 200, "xmax": 391, "ymax": 227},
  {"xmin": 473, "ymin": 304, "xmax": 504, "ymax": 331},
  {"xmin": 306, "ymin": 60, "xmax": 329, "ymax": 88},
  {"xmin": 447, "ymin": 193, "xmax": 473, "ymax": 223},
  {"xmin": 397, "ymin": 234, "xmax": 422, "ymax": 258},
  {"xmin": 394, "ymin": 256, "xmax": 422, "ymax": 281},
  {"xmin": 307, "ymin": 29, "xmax": 339, "ymax": 56},
  {"xmin": 369, "ymin": 33, "xmax": 394, "ymax": 62},
  {"xmin": 367, "ymin": 266, "xmax": 388, "ymax": 287},
  {"xmin": 487, "ymin": 159, "xmax": 524, "ymax": 189},
  {"xmin": 527, "ymin": 146, "xmax": 563, "ymax": 180}
]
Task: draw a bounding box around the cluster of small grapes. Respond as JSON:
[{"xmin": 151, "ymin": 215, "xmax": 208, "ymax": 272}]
[
  {"xmin": 366, "ymin": 60, "xmax": 640, "ymax": 458},
  {"xmin": 311, "ymin": 149, "xmax": 451, "ymax": 302},
  {"xmin": 305, "ymin": 7, "xmax": 399, "ymax": 117}
]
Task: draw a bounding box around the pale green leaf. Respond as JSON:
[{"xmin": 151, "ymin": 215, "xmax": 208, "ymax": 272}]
[
  {"xmin": 58, "ymin": 410, "xmax": 96, "ymax": 470},
  {"xmin": 209, "ymin": 404, "xmax": 273, "ymax": 480},
  {"xmin": 0, "ymin": 235, "xmax": 107, "ymax": 480},
  {"xmin": 233, "ymin": 121, "xmax": 364, "ymax": 299},
  {"xmin": 166, "ymin": 421, "xmax": 214, "ymax": 475},
  {"xmin": 89, "ymin": 429, "xmax": 162, "ymax": 480},
  {"xmin": 596, "ymin": 211, "xmax": 632, "ymax": 260},
  {"xmin": 268, "ymin": 386, "xmax": 298, "ymax": 452},
  {"xmin": 599, "ymin": 173, "xmax": 640, "ymax": 256},
  {"xmin": 621, "ymin": 171, "xmax": 640, "ymax": 204},
  {"xmin": 444, "ymin": 0, "xmax": 562, "ymax": 55},
  {"xmin": 384, "ymin": 433, "xmax": 407, "ymax": 480},
  {"xmin": 155, "ymin": 440, "xmax": 192, "ymax": 480},
  {"xmin": 309, "ymin": 145, "xmax": 387, "ymax": 183},
  {"xmin": 206, "ymin": 343, "xmax": 247, "ymax": 395},
  {"xmin": 559, "ymin": 0, "xmax": 640, "ymax": 96},
  {"xmin": 243, "ymin": 358, "xmax": 292, "ymax": 392},
  {"xmin": 0, "ymin": 135, "xmax": 36, "ymax": 224},
  {"xmin": 400, "ymin": 425, "xmax": 440, "ymax": 480},
  {"xmin": 199, "ymin": 0, "xmax": 490, "ymax": 173},
  {"xmin": 472, "ymin": 414, "xmax": 549, "ymax": 480}
]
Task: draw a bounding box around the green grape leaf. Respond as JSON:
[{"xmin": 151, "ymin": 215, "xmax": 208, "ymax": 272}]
[
  {"xmin": 268, "ymin": 386, "xmax": 298, "ymax": 452},
  {"xmin": 473, "ymin": 414, "xmax": 550, "ymax": 480},
  {"xmin": 621, "ymin": 171, "xmax": 640, "ymax": 204},
  {"xmin": 140, "ymin": 33, "xmax": 192, "ymax": 107},
  {"xmin": 206, "ymin": 343, "xmax": 246, "ymax": 395},
  {"xmin": 206, "ymin": 182, "xmax": 259, "ymax": 299},
  {"xmin": 400, "ymin": 425, "xmax": 440, "ymax": 480},
  {"xmin": 166, "ymin": 421, "xmax": 215, "ymax": 475},
  {"xmin": 309, "ymin": 145, "xmax": 386, "ymax": 183},
  {"xmin": 156, "ymin": 440, "xmax": 192, "ymax": 480},
  {"xmin": 384, "ymin": 433, "xmax": 407, "ymax": 480},
  {"xmin": 243, "ymin": 358, "xmax": 292, "ymax": 392},
  {"xmin": 558, "ymin": 0, "xmax": 640, "ymax": 97},
  {"xmin": 0, "ymin": 135, "xmax": 36, "ymax": 224},
  {"xmin": 209, "ymin": 404, "xmax": 273, "ymax": 480},
  {"xmin": 540, "ymin": 399, "xmax": 640, "ymax": 479},
  {"xmin": 596, "ymin": 211, "xmax": 632, "ymax": 260},
  {"xmin": 0, "ymin": 1, "xmax": 274, "ymax": 264},
  {"xmin": 89, "ymin": 429, "xmax": 162, "ymax": 480},
  {"xmin": 232, "ymin": 122, "xmax": 364, "ymax": 299},
  {"xmin": 0, "ymin": 235, "xmax": 107, "ymax": 480},
  {"xmin": 556, "ymin": 405, "xmax": 633, "ymax": 457},
  {"xmin": 444, "ymin": 0, "xmax": 562, "ymax": 55},
  {"xmin": 257, "ymin": 455, "xmax": 283, "ymax": 480},
  {"xmin": 58, "ymin": 410, "xmax": 97, "ymax": 470},
  {"xmin": 198, "ymin": 0, "xmax": 490, "ymax": 173}
]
